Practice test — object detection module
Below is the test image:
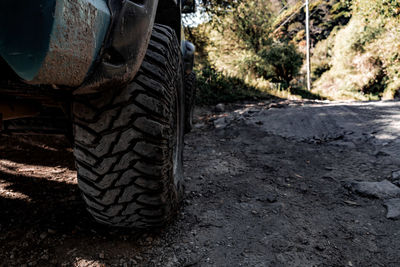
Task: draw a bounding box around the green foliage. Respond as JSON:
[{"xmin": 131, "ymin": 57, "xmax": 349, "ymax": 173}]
[
  {"xmin": 273, "ymin": 0, "xmax": 352, "ymax": 45},
  {"xmin": 354, "ymin": 0, "xmax": 400, "ymax": 20},
  {"xmin": 351, "ymin": 24, "xmax": 384, "ymax": 52},
  {"xmin": 258, "ymin": 42, "xmax": 303, "ymax": 87},
  {"xmin": 188, "ymin": 23, "xmax": 299, "ymax": 104},
  {"xmin": 200, "ymin": 0, "xmax": 239, "ymax": 17},
  {"xmin": 232, "ymin": 1, "xmax": 274, "ymax": 53},
  {"xmin": 184, "ymin": 25, "xmax": 210, "ymax": 57},
  {"xmin": 273, "ymin": 1, "xmax": 305, "ymax": 30},
  {"xmin": 209, "ymin": 0, "xmax": 274, "ymax": 54},
  {"xmin": 331, "ymin": 0, "xmax": 352, "ymax": 21},
  {"xmin": 193, "ymin": 0, "xmax": 400, "ymax": 101},
  {"xmin": 207, "ymin": 0, "xmax": 303, "ymax": 87},
  {"xmin": 289, "ymin": 86, "xmax": 326, "ymax": 100},
  {"xmin": 195, "ymin": 65, "xmax": 272, "ymax": 105},
  {"xmin": 312, "ymin": 0, "xmax": 400, "ymax": 100},
  {"xmin": 265, "ymin": 0, "xmax": 400, "ymax": 100},
  {"xmin": 311, "ymin": 34, "xmax": 336, "ymax": 79}
]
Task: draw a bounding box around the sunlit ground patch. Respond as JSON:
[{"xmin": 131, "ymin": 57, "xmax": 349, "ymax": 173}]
[
  {"xmin": 0, "ymin": 180, "xmax": 31, "ymax": 201},
  {"xmin": 0, "ymin": 159, "xmax": 76, "ymax": 183}
]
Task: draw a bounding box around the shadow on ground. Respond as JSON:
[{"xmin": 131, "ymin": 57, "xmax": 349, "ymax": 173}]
[{"xmin": 0, "ymin": 136, "xmax": 152, "ymax": 266}]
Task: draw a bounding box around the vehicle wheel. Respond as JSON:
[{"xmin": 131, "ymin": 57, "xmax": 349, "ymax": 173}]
[
  {"xmin": 184, "ymin": 72, "xmax": 196, "ymax": 133},
  {"xmin": 72, "ymin": 24, "xmax": 185, "ymax": 229}
]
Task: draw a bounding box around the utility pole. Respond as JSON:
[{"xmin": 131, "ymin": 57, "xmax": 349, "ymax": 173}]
[{"xmin": 305, "ymin": 0, "xmax": 311, "ymax": 91}]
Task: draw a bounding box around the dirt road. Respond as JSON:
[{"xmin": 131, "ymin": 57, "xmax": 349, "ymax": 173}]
[{"xmin": 1, "ymin": 100, "xmax": 400, "ymax": 266}]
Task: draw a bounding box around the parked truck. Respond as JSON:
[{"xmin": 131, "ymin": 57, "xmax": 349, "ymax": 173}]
[{"xmin": 0, "ymin": 0, "xmax": 196, "ymax": 229}]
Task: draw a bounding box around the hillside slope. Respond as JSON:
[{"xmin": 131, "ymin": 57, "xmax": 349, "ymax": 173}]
[
  {"xmin": 279, "ymin": 0, "xmax": 400, "ymax": 100},
  {"xmin": 189, "ymin": 0, "xmax": 400, "ymax": 102}
]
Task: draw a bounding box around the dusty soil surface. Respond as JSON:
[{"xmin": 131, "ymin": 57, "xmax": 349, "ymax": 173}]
[{"xmin": 2, "ymin": 100, "xmax": 400, "ymax": 266}]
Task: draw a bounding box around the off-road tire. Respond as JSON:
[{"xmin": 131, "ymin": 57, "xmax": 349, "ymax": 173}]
[
  {"xmin": 184, "ymin": 72, "xmax": 196, "ymax": 133},
  {"xmin": 72, "ymin": 24, "xmax": 185, "ymax": 229}
]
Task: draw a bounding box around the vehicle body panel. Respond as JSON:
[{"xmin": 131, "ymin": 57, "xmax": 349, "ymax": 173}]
[
  {"xmin": 0, "ymin": 0, "xmax": 110, "ymax": 86},
  {"xmin": 75, "ymin": 0, "xmax": 159, "ymax": 94},
  {"xmin": 0, "ymin": 0, "xmax": 196, "ymax": 134}
]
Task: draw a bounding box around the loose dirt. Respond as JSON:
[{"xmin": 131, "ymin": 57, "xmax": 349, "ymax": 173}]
[{"xmin": 1, "ymin": 100, "xmax": 400, "ymax": 266}]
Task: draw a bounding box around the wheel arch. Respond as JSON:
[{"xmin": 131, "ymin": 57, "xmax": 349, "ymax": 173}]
[{"xmin": 155, "ymin": 0, "xmax": 182, "ymax": 41}]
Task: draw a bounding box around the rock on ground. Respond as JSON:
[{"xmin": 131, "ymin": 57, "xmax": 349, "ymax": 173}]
[
  {"xmin": 392, "ymin": 170, "xmax": 400, "ymax": 179},
  {"xmin": 384, "ymin": 198, "xmax": 400, "ymax": 219},
  {"xmin": 343, "ymin": 180, "xmax": 400, "ymax": 199},
  {"xmin": 215, "ymin": 103, "xmax": 225, "ymax": 112}
]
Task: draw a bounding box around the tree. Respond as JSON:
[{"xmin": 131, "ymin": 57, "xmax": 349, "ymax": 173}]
[
  {"xmin": 259, "ymin": 42, "xmax": 303, "ymax": 87},
  {"xmin": 208, "ymin": 0, "xmax": 303, "ymax": 86},
  {"xmin": 194, "ymin": 0, "xmax": 304, "ymax": 89},
  {"xmin": 200, "ymin": 0, "xmax": 239, "ymax": 17}
]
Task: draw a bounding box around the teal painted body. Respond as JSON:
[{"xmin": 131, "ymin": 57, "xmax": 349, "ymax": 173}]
[
  {"xmin": 0, "ymin": 0, "xmax": 56, "ymax": 81},
  {"xmin": 0, "ymin": 0, "xmax": 110, "ymax": 86}
]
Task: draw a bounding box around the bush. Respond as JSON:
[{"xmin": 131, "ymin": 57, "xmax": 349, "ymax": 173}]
[
  {"xmin": 258, "ymin": 42, "xmax": 303, "ymax": 87},
  {"xmin": 311, "ymin": 37, "xmax": 335, "ymax": 79},
  {"xmin": 351, "ymin": 24, "xmax": 384, "ymax": 52},
  {"xmin": 195, "ymin": 65, "xmax": 272, "ymax": 105}
]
